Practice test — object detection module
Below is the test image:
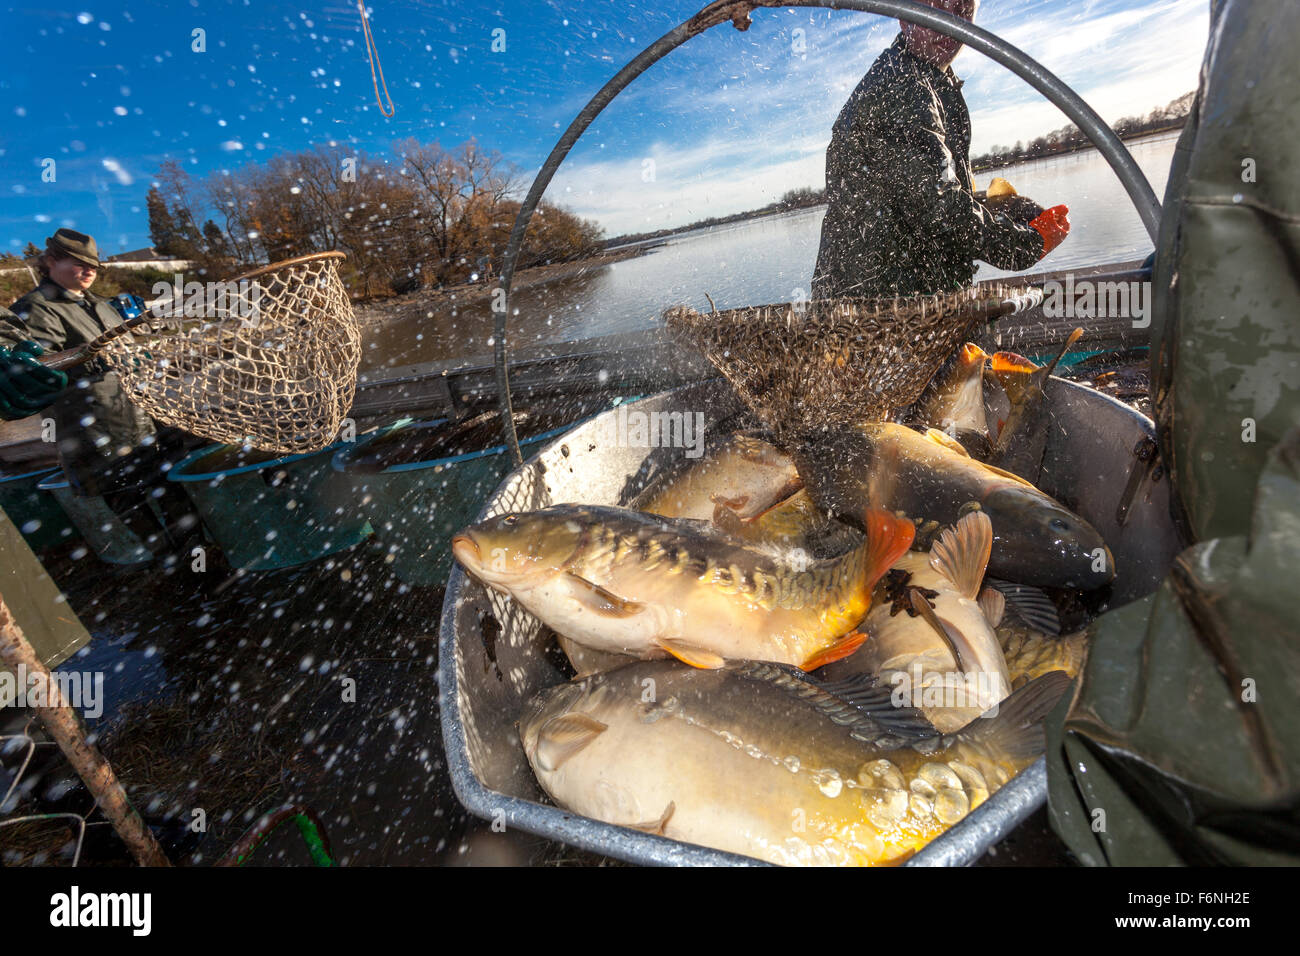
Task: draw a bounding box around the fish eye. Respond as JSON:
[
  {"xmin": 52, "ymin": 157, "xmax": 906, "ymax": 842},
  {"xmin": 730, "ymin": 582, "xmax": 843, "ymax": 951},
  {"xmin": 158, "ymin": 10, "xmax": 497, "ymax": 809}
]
[
  {"xmin": 503, "ymin": 514, "xmax": 519, "ymax": 526},
  {"xmin": 1049, "ymin": 518, "xmax": 1069, "ymax": 531}
]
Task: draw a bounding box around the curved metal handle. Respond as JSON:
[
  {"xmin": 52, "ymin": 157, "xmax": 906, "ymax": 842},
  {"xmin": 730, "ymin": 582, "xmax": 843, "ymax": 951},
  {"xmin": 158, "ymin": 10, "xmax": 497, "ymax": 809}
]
[{"xmin": 491, "ymin": 0, "xmax": 1163, "ymax": 464}]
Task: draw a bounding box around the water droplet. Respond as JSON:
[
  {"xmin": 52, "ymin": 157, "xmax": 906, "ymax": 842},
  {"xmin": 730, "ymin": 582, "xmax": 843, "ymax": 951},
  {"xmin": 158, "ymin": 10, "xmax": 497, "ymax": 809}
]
[{"xmin": 815, "ymin": 768, "xmax": 843, "ymax": 798}]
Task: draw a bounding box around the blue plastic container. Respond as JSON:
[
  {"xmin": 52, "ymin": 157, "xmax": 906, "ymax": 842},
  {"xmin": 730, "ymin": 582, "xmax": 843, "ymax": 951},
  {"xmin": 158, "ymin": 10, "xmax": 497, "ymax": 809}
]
[
  {"xmin": 0, "ymin": 466, "xmax": 77, "ymax": 551},
  {"xmin": 170, "ymin": 440, "xmax": 372, "ymax": 570},
  {"xmin": 333, "ymin": 409, "xmax": 601, "ymax": 588}
]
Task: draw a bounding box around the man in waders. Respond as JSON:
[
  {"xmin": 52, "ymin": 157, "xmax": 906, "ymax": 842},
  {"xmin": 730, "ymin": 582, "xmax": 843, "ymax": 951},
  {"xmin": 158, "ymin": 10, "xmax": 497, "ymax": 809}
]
[
  {"xmin": 812, "ymin": 0, "xmax": 1071, "ymax": 300},
  {"xmin": 0, "ymin": 229, "xmax": 196, "ymax": 559}
]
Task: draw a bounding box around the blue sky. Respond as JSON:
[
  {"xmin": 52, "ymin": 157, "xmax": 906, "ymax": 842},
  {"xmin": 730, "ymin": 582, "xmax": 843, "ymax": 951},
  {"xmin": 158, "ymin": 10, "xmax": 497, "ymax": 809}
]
[{"xmin": 2, "ymin": 0, "xmax": 1209, "ymax": 255}]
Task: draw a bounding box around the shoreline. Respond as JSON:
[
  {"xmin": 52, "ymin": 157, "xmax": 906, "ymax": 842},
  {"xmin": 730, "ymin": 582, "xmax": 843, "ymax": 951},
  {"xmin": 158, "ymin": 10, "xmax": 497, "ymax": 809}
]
[{"xmin": 352, "ymin": 246, "xmax": 646, "ymax": 324}]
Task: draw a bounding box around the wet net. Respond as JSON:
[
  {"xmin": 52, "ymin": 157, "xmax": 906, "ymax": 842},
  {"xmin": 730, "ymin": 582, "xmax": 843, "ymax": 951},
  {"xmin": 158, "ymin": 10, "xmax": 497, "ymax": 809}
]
[
  {"xmin": 96, "ymin": 252, "xmax": 361, "ymax": 455},
  {"xmin": 666, "ymin": 283, "xmax": 1041, "ymax": 444}
]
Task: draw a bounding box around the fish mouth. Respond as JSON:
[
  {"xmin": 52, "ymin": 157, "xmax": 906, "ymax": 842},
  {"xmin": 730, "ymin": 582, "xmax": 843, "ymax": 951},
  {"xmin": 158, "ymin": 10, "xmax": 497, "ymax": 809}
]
[{"xmin": 451, "ymin": 533, "xmax": 482, "ymax": 571}]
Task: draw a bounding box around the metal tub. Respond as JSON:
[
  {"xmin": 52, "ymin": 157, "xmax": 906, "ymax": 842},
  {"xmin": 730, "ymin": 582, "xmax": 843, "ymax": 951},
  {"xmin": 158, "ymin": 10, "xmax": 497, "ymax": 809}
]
[{"xmin": 438, "ymin": 378, "xmax": 1181, "ymax": 865}]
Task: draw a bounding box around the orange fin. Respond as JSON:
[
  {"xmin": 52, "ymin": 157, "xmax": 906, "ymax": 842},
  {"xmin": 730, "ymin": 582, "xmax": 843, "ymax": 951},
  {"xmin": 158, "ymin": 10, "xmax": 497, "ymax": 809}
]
[
  {"xmin": 929, "ymin": 511, "xmax": 993, "ymax": 600},
  {"xmin": 861, "ymin": 508, "xmax": 917, "ymax": 591},
  {"xmin": 991, "ymin": 351, "xmax": 1039, "ymax": 404},
  {"xmin": 991, "ymin": 351, "xmax": 1039, "ymax": 376},
  {"xmin": 658, "ymin": 638, "xmax": 726, "ymax": 669},
  {"xmin": 958, "ymin": 343, "xmax": 989, "ymax": 368},
  {"xmin": 801, "ymin": 631, "xmax": 867, "ymax": 671}
]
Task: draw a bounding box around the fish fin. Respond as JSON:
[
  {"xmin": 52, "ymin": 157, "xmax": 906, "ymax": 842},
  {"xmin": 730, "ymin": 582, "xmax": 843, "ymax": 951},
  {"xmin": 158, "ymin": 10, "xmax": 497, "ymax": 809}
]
[
  {"xmin": 535, "ymin": 712, "xmax": 608, "ymax": 772},
  {"xmin": 991, "ymin": 351, "xmax": 1039, "ymax": 404},
  {"xmin": 957, "ymin": 670, "xmax": 1072, "ymax": 762},
  {"xmin": 810, "ymin": 671, "xmax": 937, "ymax": 738},
  {"xmin": 737, "ymin": 662, "xmax": 938, "ymax": 741},
  {"xmin": 991, "ymin": 351, "xmax": 1038, "ymax": 375},
  {"xmin": 628, "ymin": 801, "xmax": 676, "ymax": 836},
  {"xmin": 908, "ymin": 590, "xmax": 969, "ymax": 671},
  {"xmin": 657, "ymin": 638, "xmax": 726, "ymax": 670},
  {"xmin": 929, "ymin": 511, "xmax": 993, "ymax": 600},
  {"xmin": 1041, "ymin": 327, "xmax": 1085, "ymax": 382},
  {"xmin": 980, "ymin": 461, "xmax": 1039, "ymax": 489},
  {"xmin": 986, "ymin": 578, "xmax": 1061, "ymax": 635},
  {"xmin": 978, "ymin": 587, "xmax": 1006, "ymax": 628},
  {"xmin": 958, "ymin": 342, "xmax": 990, "ymax": 368},
  {"xmin": 861, "ymin": 508, "xmax": 917, "ymax": 591},
  {"xmin": 800, "ymin": 631, "xmax": 868, "ymax": 672},
  {"xmin": 924, "ymin": 427, "xmax": 971, "ymax": 457},
  {"xmin": 565, "ymin": 573, "xmax": 647, "ymax": 619},
  {"xmin": 986, "ymin": 177, "xmax": 1018, "ymax": 198}
]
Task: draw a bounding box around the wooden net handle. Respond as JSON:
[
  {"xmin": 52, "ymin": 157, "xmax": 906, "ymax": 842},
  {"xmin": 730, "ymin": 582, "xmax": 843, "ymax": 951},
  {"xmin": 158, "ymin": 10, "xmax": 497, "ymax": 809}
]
[{"xmin": 39, "ymin": 311, "xmax": 157, "ymax": 372}]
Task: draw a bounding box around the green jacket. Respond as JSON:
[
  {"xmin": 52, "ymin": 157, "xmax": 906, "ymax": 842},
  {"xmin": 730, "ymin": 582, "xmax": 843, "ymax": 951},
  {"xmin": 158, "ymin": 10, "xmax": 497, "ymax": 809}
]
[
  {"xmin": 812, "ymin": 35, "xmax": 1044, "ymax": 300},
  {"xmin": 3, "ymin": 281, "xmax": 158, "ymax": 495},
  {"xmin": 1046, "ymin": 0, "xmax": 1300, "ymax": 865}
]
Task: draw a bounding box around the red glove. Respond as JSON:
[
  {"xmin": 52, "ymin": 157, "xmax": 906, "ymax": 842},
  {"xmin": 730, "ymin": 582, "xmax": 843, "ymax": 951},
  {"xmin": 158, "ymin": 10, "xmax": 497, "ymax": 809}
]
[{"xmin": 1029, "ymin": 204, "xmax": 1070, "ymax": 257}]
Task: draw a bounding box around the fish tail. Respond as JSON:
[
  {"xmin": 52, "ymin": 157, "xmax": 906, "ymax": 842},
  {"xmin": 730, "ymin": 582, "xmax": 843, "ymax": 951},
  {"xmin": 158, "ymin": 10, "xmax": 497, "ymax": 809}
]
[{"xmin": 957, "ymin": 670, "xmax": 1072, "ymax": 762}]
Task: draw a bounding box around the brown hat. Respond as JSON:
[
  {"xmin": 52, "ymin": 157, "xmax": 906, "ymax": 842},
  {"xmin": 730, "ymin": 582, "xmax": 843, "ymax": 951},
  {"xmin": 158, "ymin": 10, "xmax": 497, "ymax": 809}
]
[{"xmin": 45, "ymin": 228, "xmax": 100, "ymax": 268}]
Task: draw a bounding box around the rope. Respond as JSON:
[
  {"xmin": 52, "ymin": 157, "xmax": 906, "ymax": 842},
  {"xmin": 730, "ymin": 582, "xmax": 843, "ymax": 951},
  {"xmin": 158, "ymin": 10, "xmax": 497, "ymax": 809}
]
[{"xmin": 358, "ymin": 1, "xmax": 395, "ymax": 117}]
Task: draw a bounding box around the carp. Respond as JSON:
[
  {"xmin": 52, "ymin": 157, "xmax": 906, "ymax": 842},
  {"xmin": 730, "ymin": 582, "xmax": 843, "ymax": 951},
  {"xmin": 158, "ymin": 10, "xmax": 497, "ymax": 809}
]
[
  {"xmin": 793, "ymin": 422, "xmax": 1115, "ymax": 589},
  {"xmin": 452, "ymin": 504, "xmax": 914, "ymax": 670},
  {"xmin": 520, "ymin": 660, "xmax": 1071, "ymax": 866}
]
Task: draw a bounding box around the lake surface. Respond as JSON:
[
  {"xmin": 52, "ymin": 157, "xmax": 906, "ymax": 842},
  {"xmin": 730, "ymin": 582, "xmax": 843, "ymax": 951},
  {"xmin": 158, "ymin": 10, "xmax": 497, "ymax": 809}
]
[{"xmin": 363, "ymin": 130, "xmax": 1179, "ymax": 372}]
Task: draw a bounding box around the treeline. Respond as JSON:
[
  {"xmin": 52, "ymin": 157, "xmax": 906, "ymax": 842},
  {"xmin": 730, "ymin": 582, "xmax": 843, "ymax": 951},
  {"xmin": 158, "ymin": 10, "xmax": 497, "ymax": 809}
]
[
  {"xmin": 146, "ymin": 141, "xmax": 604, "ymax": 297},
  {"xmin": 606, "ymin": 187, "xmax": 825, "ymax": 249},
  {"xmin": 971, "ymin": 92, "xmax": 1194, "ymax": 171}
]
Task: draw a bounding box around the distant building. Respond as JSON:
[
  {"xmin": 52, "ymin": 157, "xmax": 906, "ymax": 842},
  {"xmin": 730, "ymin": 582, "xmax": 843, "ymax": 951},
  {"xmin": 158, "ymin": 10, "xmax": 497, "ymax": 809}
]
[{"xmin": 104, "ymin": 247, "xmax": 196, "ymax": 271}]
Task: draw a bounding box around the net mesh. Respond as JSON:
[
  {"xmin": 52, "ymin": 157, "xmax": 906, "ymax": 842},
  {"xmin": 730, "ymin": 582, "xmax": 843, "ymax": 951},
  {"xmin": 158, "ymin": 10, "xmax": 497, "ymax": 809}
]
[
  {"xmin": 99, "ymin": 252, "xmax": 361, "ymax": 455},
  {"xmin": 665, "ymin": 282, "xmax": 1035, "ymax": 444}
]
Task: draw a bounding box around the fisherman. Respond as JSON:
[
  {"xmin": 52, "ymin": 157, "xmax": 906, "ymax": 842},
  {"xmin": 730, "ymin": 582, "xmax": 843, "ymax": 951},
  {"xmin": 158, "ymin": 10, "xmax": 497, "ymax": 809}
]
[
  {"xmin": 0, "ymin": 229, "xmax": 193, "ymax": 552},
  {"xmin": 811, "ymin": 0, "xmax": 1070, "ymax": 300}
]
